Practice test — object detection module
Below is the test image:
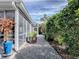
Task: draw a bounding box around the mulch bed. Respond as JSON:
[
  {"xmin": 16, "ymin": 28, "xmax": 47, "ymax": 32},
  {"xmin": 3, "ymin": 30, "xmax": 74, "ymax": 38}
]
[{"xmin": 49, "ymin": 41, "xmax": 76, "ymax": 59}]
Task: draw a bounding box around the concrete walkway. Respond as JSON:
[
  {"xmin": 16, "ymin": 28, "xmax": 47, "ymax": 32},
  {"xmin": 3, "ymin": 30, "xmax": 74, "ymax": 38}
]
[{"xmin": 14, "ymin": 35, "xmax": 62, "ymax": 59}]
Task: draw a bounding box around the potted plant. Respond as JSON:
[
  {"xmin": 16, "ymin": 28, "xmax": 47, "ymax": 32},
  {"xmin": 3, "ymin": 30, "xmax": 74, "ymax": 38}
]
[
  {"xmin": 0, "ymin": 18, "xmax": 15, "ymax": 56},
  {"xmin": 26, "ymin": 32, "xmax": 37, "ymax": 43}
]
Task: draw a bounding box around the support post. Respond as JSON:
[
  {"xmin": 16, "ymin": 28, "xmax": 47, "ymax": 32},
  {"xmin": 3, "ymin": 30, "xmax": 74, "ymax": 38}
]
[
  {"xmin": 15, "ymin": 9, "xmax": 19, "ymax": 51},
  {"xmin": 26, "ymin": 21, "xmax": 27, "ymax": 37},
  {"xmin": 30, "ymin": 24, "xmax": 32, "ymax": 33}
]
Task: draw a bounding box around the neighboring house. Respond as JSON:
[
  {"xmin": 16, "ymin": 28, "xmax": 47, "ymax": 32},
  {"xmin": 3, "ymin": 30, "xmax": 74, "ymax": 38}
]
[
  {"xmin": 0, "ymin": 0, "xmax": 34, "ymax": 51},
  {"xmin": 32, "ymin": 23, "xmax": 39, "ymax": 35}
]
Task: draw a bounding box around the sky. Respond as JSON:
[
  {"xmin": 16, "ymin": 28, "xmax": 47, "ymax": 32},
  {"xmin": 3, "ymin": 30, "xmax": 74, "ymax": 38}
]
[{"xmin": 23, "ymin": 0, "xmax": 68, "ymax": 23}]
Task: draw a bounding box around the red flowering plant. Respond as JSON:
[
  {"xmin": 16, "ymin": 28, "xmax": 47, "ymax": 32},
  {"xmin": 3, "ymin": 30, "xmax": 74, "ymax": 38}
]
[{"xmin": 0, "ymin": 18, "xmax": 15, "ymax": 41}]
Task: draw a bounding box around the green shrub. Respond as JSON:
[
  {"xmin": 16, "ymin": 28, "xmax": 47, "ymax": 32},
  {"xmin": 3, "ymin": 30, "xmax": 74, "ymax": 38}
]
[
  {"xmin": 45, "ymin": 16, "xmax": 59, "ymax": 41},
  {"xmin": 55, "ymin": 35, "xmax": 64, "ymax": 45},
  {"xmin": 64, "ymin": 33, "xmax": 79, "ymax": 56},
  {"xmin": 67, "ymin": 44, "xmax": 79, "ymax": 56},
  {"xmin": 45, "ymin": 0, "xmax": 79, "ymax": 57},
  {"xmin": 28, "ymin": 32, "xmax": 37, "ymax": 38}
]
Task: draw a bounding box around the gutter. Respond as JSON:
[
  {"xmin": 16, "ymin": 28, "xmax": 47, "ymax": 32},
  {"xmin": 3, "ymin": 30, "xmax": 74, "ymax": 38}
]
[{"xmin": 12, "ymin": 1, "xmax": 33, "ymax": 24}]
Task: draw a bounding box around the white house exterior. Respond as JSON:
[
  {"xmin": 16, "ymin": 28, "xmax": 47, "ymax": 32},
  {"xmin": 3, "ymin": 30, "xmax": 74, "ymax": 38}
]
[{"xmin": 0, "ymin": 0, "xmax": 34, "ymax": 51}]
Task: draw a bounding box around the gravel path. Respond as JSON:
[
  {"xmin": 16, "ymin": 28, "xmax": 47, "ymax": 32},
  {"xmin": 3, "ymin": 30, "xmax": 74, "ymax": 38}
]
[{"xmin": 15, "ymin": 35, "xmax": 62, "ymax": 59}]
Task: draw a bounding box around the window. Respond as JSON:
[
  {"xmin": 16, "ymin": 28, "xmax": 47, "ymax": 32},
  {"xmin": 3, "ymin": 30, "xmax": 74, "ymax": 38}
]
[
  {"xmin": 0, "ymin": 11, "xmax": 4, "ymax": 18},
  {"xmin": 34, "ymin": 27, "xmax": 37, "ymax": 31},
  {"xmin": 19, "ymin": 14, "xmax": 24, "ymax": 34},
  {"xmin": 5, "ymin": 10, "xmax": 15, "ymax": 20}
]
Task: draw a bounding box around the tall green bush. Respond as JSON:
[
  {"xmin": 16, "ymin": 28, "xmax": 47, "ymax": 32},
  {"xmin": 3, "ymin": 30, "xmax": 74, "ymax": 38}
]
[
  {"xmin": 45, "ymin": 0, "xmax": 79, "ymax": 56},
  {"xmin": 45, "ymin": 16, "xmax": 59, "ymax": 41}
]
